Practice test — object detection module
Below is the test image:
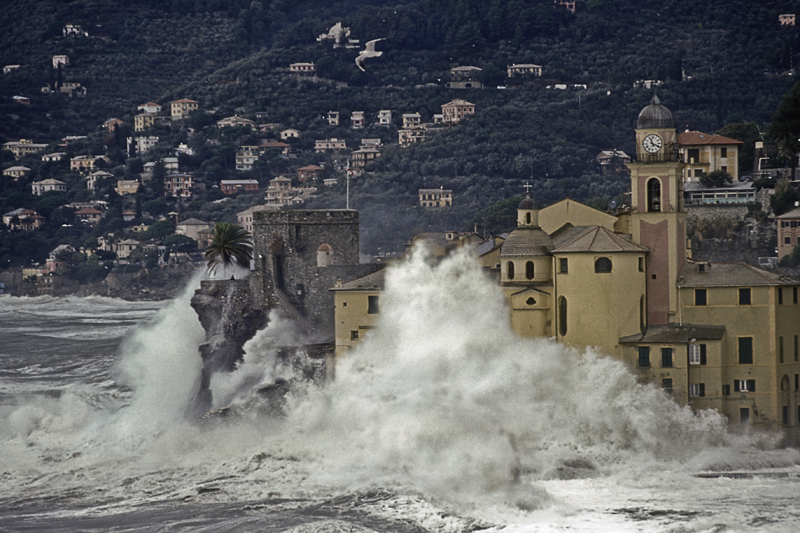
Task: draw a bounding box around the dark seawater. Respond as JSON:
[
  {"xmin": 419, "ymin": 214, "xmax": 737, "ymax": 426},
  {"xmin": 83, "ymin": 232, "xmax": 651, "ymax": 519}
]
[{"xmin": 1, "ymin": 254, "xmax": 800, "ymax": 532}]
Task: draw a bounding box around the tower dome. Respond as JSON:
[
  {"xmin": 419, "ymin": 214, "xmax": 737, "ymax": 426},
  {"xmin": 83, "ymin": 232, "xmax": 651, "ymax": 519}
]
[
  {"xmin": 637, "ymin": 94, "xmax": 674, "ymax": 129},
  {"xmin": 499, "ymin": 227, "xmax": 554, "ymax": 257},
  {"xmin": 518, "ymin": 197, "xmax": 537, "ymax": 210}
]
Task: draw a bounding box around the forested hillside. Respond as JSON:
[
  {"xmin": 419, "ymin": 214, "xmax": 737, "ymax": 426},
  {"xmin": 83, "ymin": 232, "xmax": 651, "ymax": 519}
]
[{"xmin": 1, "ymin": 0, "xmax": 799, "ymax": 259}]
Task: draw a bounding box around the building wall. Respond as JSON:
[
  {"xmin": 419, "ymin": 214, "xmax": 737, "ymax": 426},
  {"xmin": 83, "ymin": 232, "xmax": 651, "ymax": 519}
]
[
  {"xmin": 252, "ymin": 209, "xmax": 367, "ymax": 336},
  {"xmin": 333, "ymin": 290, "xmax": 381, "ymax": 357},
  {"xmin": 554, "ymin": 252, "xmax": 646, "ymax": 354}
]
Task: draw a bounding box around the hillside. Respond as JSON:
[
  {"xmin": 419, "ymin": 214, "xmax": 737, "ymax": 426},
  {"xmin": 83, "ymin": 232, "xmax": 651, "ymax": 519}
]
[{"xmin": 1, "ymin": 0, "xmax": 800, "ymax": 263}]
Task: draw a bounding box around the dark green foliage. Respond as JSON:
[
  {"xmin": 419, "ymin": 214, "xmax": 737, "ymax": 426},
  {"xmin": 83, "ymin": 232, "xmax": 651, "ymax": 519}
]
[
  {"xmin": 771, "ymin": 178, "xmax": 800, "ymax": 216},
  {"xmin": 204, "ymin": 222, "xmax": 253, "ymax": 273},
  {"xmin": 463, "ymin": 197, "xmax": 523, "ymax": 236},
  {"xmin": 141, "ymin": 220, "xmax": 176, "ymax": 241},
  {"xmin": 780, "ymin": 244, "xmax": 800, "ymax": 267},
  {"xmin": 163, "ymin": 234, "xmax": 198, "ymax": 253},
  {"xmin": 699, "ymin": 169, "xmax": 732, "ymax": 188}
]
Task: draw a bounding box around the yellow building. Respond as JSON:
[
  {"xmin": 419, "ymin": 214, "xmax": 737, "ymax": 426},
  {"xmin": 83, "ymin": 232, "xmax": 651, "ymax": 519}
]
[
  {"xmin": 331, "ymin": 95, "xmax": 800, "ymax": 442},
  {"xmin": 331, "ymin": 269, "xmax": 385, "ymax": 359},
  {"xmin": 170, "ymin": 98, "xmax": 199, "ymax": 121},
  {"xmin": 678, "ymin": 131, "xmax": 743, "ymax": 182}
]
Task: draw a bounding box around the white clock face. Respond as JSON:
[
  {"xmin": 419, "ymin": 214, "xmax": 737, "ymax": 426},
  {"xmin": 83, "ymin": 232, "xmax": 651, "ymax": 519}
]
[{"xmin": 643, "ymin": 134, "xmax": 663, "ymax": 153}]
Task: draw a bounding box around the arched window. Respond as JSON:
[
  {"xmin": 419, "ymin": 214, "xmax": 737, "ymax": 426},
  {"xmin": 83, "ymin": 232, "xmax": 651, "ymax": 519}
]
[
  {"xmin": 507, "ymin": 261, "xmax": 515, "ymax": 280},
  {"xmin": 558, "ymin": 296, "xmax": 567, "ymax": 336},
  {"xmin": 525, "ymin": 261, "xmax": 534, "ymax": 280},
  {"xmin": 525, "ymin": 212, "xmax": 531, "ymax": 224},
  {"xmin": 647, "ymin": 178, "xmax": 661, "ymax": 212},
  {"xmin": 781, "ymin": 375, "xmax": 790, "ymax": 391},
  {"xmin": 595, "ymin": 257, "xmax": 612, "ymax": 273},
  {"xmin": 316, "ymin": 243, "xmax": 334, "ymax": 267}
]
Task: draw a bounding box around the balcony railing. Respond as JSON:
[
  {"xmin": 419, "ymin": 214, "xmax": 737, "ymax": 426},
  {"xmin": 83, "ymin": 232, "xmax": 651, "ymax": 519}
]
[{"xmin": 634, "ymin": 150, "xmax": 681, "ymax": 163}]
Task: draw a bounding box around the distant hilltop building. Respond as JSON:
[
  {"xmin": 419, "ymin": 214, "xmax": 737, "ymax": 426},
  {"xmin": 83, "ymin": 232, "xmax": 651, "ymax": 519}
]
[
  {"xmin": 52, "ymin": 55, "xmax": 69, "ymax": 68},
  {"xmin": 441, "ymin": 99, "xmax": 475, "ymax": 125},
  {"xmin": 507, "ymin": 63, "xmax": 542, "ymax": 77},
  {"xmin": 317, "ymin": 22, "xmax": 359, "ymax": 48},
  {"xmin": 290, "ymin": 62, "xmax": 315, "ymax": 75},
  {"xmin": 780, "ymin": 14, "xmax": 796, "ymax": 26},
  {"xmin": 554, "ymin": 0, "xmax": 576, "ymax": 13},
  {"xmin": 447, "ymin": 66, "xmax": 483, "ymax": 89},
  {"xmin": 63, "ymin": 24, "xmax": 88, "ymax": 37},
  {"xmin": 419, "ymin": 188, "xmax": 453, "ymax": 207},
  {"xmin": 170, "ymin": 99, "xmax": 199, "ymax": 121}
]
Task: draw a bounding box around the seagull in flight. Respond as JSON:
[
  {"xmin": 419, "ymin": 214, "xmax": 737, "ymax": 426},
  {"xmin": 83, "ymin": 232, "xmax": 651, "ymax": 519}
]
[{"xmin": 355, "ymin": 38, "xmax": 385, "ymax": 72}]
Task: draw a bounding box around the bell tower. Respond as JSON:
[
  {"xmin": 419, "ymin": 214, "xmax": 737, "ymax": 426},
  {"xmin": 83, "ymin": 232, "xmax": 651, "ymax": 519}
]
[{"xmin": 627, "ymin": 94, "xmax": 687, "ymax": 325}]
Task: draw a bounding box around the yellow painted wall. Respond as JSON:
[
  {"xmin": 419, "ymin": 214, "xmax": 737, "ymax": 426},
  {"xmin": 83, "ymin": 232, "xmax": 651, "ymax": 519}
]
[
  {"xmin": 539, "ymin": 199, "xmax": 617, "ymax": 235},
  {"xmin": 553, "ymin": 252, "xmax": 646, "ymax": 356},
  {"xmin": 333, "ymin": 290, "xmax": 381, "ymax": 358}
]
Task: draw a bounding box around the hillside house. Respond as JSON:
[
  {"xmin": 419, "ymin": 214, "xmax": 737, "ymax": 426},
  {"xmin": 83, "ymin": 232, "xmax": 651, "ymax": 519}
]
[
  {"xmin": 350, "ymin": 148, "xmax": 381, "ymax": 170},
  {"xmin": 32, "ymin": 178, "xmax": 67, "ymax": 196},
  {"xmin": 170, "ymin": 99, "xmax": 199, "ymax": 120},
  {"xmin": 176, "ymin": 219, "xmax": 210, "ymax": 241},
  {"xmin": 220, "ymin": 179, "xmax": 259, "ymax": 195},
  {"xmin": 116, "ymin": 239, "xmax": 139, "ymax": 260},
  {"xmin": 780, "ymin": 14, "xmax": 796, "ymax": 25},
  {"xmin": 507, "ymin": 64, "xmax": 542, "ymax": 77},
  {"xmin": 103, "ymin": 118, "xmax": 123, "ymax": 132},
  {"xmin": 402, "ymin": 113, "xmax": 421, "ymax": 129},
  {"xmin": 4, "ymin": 65, "xmax": 21, "ymax": 74},
  {"xmin": 441, "ymin": 99, "xmax": 475, "ymax": 125},
  {"xmin": 164, "ymin": 174, "xmax": 193, "ymax": 198},
  {"xmin": 778, "ymin": 207, "xmax": 800, "ymax": 260},
  {"xmin": 297, "ymin": 165, "xmax": 323, "ymax": 182},
  {"xmin": 70, "ymin": 155, "xmax": 107, "ymax": 173},
  {"xmin": 46, "ymin": 244, "xmax": 74, "ymax": 273},
  {"xmin": 281, "ymin": 128, "xmax": 301, "ymax": 140},
  {"xmin": 41, "ymin": 152, "xmax": 65, "ymax": 162},
  {"xmin": 447, "ymin": 66, "xmax": 483, "ymax": 89},
  {"xmin": 3, "ymin": 166, "xmax": 30, "ymax": 179},
  {"xmin": 122, "ymin": 211, "xmax": 137, "ymax": 222},
  {"xmin": 137, "ymin": 102, "xmax": 162, "ymax": 114},
  {"xmin": 63, "ymin": 24, "xmax": 87, "ymax": 36},
  {"xmin": 86, "ymin": 170, "xmax": 113, "ymax": 190},
  {"xmin": 351, "ymin": 111, "xmax": 365, "ymax": 129},
  {"xmin": 315, "ymin": 138, "xmax": 347, "ymax": 152},
  {"xmin": 554, "ymin": 0, "xmax": 576, "ymax": 13},
  {"xmin": 115, "ymin": 180, "xmax": 141, "ymax": 196},
  {"xmin": 237, "ymin": 205, "xmax": 276, "ymax": 234},
  {"xmin": 59, "ymin": 82, "xmax": 86, "ymax": 97},
  {"xmin": 596, "ymin": 150, "xmax": 632, "ymax": 175},
  {"xmin": 418, "ymin": 188, "xmax": 453, "ymax": 207},
  {"xmin": 378, "ymin": 110, "xmax": 391, "ymax": 126},
  {"xmin": 678, "ymin": 131, "xmax": 743, "ymax": 182},
  {"xmin": 289, "ymin": 62, "xmax": 315, "ymax": 75},
  {"xmin": 327, "ymin": 111, "xmax": 340, "ymax": 126},
  {"xmin": 52, "ymin": 55, "xmax": 69, "ymax": 68},
  {"xmin": 399, "ymin": 126, "xmax": 428, "ymax": 147},
  {"xmin": 217, "ymin": 116, "xmax": 255, "ymax": 129},
  {"xmin": 3, "ymin": 139, "xmax": 48, "ymax": 158},
  {"xmin": 3, "ymin": 208, "xmax": 45, "ymax": 231},
  {"xmin": 127, "ymin": 136, "xmax": 159, "ymax": 155},
  {"xmin": 75, "ymin": 207, "xmax": 103, "ymax": 226}
]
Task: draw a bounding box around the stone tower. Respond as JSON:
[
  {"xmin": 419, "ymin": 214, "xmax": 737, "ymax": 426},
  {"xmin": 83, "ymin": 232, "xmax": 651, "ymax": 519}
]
[
  {"xmin": 627, "ymin": 94, "xmax": 687, "ymax": 325},
  {"xmin": 251, "ymin": 209, "xmax": 377, "ymax": 339}
]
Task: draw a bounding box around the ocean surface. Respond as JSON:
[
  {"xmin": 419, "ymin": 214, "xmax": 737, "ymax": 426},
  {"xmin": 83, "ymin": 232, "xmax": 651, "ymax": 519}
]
[{"xmin": 1, "ymin": 253, "xmax": 800, "ymax": 532}]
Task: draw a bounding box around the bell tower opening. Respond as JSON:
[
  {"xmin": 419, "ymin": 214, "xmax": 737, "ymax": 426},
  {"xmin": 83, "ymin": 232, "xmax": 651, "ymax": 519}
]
[{"xmin": 647, "ymin": 178, "xmax": 661, "ymax": 212}]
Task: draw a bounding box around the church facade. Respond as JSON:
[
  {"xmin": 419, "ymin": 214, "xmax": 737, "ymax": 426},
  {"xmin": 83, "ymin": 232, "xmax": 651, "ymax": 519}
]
[{"xmin": 333, "ymin": 96, "xmax": 800, "ymax": 443}]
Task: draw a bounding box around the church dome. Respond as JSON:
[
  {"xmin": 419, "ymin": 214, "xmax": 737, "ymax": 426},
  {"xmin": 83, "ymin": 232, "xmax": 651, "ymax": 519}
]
[
  {"xmin": 637, "ymin": 94, "xmax": 674, "ymax": 129},
  {"xmin": 500, "ymin": 227, "xmax": 554, "ymax": 257},
  {"xmin": 518, "ymin": 197, "xmax": 537, "ymax": 210}
]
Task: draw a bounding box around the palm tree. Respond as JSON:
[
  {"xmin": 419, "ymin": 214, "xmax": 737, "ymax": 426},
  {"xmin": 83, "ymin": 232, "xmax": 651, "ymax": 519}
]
[{"xmin": 204, "ymin": 222, "xmax": 253, "ymax": 275}]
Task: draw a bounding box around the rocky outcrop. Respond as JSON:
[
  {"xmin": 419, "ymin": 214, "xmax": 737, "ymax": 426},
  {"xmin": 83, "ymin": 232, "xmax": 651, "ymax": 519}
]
[{"xmin": 190, "ymin": 278, "xmax": 267, "ymax": 413}]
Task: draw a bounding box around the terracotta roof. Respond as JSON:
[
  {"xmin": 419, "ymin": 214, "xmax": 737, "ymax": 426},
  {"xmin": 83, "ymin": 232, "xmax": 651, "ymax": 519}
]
[
  {"xmin": 678, "ymin": 262, "xmax": 799, "ymax": 288},
  {"xmin": 172, "ymin": 98, "xmax": 198, "ymax": 104},
  {"xmin": 75, "ymin": 207, "xmax": 102, "ymax": 214},
  {"xmin": 331, "ymin": 268, "xmax": 387, "ymax": 291},
  {"xmin": 620, "ymin": 324, "xmax": 726, "ymax": 344},
  {"xmin": 177, "ymin": 218, "xmax": 208, "ymax": 226},
  {"xmin": 553, "ymin": 226, "xmax": 647, "ymax": 254},
  {"xmin": 678, "ymin": 131, "xmax": 743, "ymax": 146},
  {"xmin": 297, "ymin": 165, "xmax": 323, "ymax": 171}
]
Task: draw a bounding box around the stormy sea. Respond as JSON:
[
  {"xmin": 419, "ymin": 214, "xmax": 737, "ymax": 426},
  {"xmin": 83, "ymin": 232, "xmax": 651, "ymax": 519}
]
[{"xmin": 1, "ymin": 250, "xmax": 800, "ymax": 532}]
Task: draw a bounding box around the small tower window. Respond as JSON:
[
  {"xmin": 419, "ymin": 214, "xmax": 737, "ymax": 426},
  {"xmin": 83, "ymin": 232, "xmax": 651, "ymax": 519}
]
[
  {"xmin": 558, "ymin": 296, "xmax": 567, "ymax": 336},
  {"xmin": 525, "ymin": 261, "xmax": 534, "ymax": 280},
  {"xmin": 525, "ymin": 212, "xmax": 531, "ymax": 224},
  {"xmin": 594, "ymin": 257, "xmax": 612, "ymax": 273},
  {"xmin": 647, "ymin": 178, "xmax": 661, "ymax": 212},
  {"xmin": 507, "ymin": 261, "xmax": 515, "ymax": 280}
]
